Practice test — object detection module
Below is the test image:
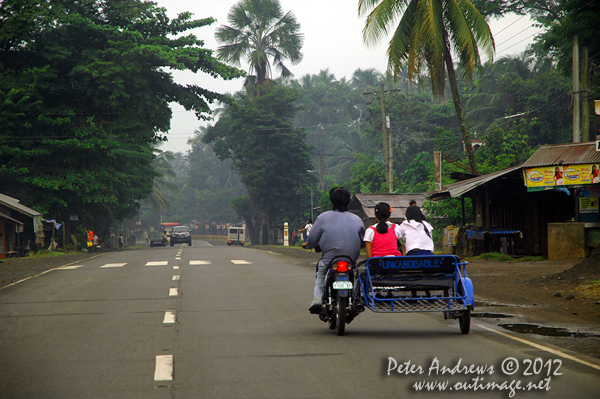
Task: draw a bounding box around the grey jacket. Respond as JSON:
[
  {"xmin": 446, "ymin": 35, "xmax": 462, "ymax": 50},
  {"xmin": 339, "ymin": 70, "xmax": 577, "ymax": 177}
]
[{"xmin": 306, "ymin": 210, "xmax": 365, "ymax": 265}]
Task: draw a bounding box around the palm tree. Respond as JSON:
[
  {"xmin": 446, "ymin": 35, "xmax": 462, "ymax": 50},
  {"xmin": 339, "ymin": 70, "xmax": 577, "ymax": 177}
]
[
  {"xmin": 359, "ymin": 0, "xmax": 495, "ymax": 174},
  {"xmin": 351, "ymin": 67, "xmax": 383, "ymax": 92},
  {"xmin": 215, "ymin": 0, "xmax": 304, "ymax": 89}
]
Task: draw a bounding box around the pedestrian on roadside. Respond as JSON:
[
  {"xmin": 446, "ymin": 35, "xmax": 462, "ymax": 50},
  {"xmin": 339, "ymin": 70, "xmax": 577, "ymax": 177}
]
[
  {"xmin": 299, "ymin": 219, "xmax": 313, "ymax": 243},
  {"xmin": 92, "ymin": 234, "xmax": 99, "ymax": 253},
  {"xmin": 118, "ymin": 234, "xmax": 124, "ymax": 250}
]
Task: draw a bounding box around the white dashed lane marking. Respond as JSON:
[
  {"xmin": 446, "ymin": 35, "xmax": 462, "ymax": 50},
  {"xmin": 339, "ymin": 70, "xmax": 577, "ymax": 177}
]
[
  {"xmin": 173, "ymin": 266, "xmax": 179, "ymax": 270},
  {"xmin": 145, "ymin": 261, "xmax": 169, "ymax": 266},
  {"xmin": 56, "ymin": 265, "xmax": 84, "ymax": 270},
  {"xmin": 154, "ymin": 355, "xmax": 173, "ymax": 381},
  {"xmin": 231, "ymin": 260, "xmax": 252, "ymax": 265},
  {"xmin": 169, "ymin": 288, "xmax": 178, "ymax": 296},
  {"xmin": 163, "ymin": 311, "xmax": 176, "ymax": 324},
  {"xmin": 172, "ymin": 275, "xmax": 180, "ymax": 281},
  {"xmin": 100, "ymin": 263, "xmax": 127, "ymax": 268},
  {"xmin": 190, "ymin": 260, "xmax": 211, "ymax": 265}
]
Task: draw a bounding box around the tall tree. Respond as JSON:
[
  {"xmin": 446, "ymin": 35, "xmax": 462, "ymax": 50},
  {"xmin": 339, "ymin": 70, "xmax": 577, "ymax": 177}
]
[
  {"xmin": 215, "ymin": 0, "xmax": 304, "ymax": 89},
  {"xmin": 202, "ymin": 85, "xmax": 312, "ymax": 244},
  {"xmin": 0, "ymin": 0, "xmax": 243, "ymax": 231},
  {"xmin": 359, "ymin": 0, "xmax": 495, "ymax": 174}
]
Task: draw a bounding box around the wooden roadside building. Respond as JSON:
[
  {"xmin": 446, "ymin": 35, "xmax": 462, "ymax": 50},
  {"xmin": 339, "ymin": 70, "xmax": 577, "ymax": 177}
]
[
  {"xmin": 0, "ymin": 193, "xmax": 43, "ymax": 259},
  {"xmin": 429, "ymin": 142, "xmax": 600, "ymax": 258},
  {"xmin": 348, "ymin": 193, "xmax": 427, "ymax": 229}
]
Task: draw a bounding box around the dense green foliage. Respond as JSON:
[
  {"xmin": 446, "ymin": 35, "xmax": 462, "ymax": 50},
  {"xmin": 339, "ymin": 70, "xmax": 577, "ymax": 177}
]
[
  {"xmin": 202, "ymin": 85, "xmax": 313, "ymax": 244},
  {"xmin": 0, "ymin": 0, "xmax": 243, "ymax": 235}
]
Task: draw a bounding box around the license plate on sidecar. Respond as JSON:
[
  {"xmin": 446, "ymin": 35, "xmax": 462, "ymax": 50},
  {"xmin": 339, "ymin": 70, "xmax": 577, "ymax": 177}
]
[{"xmin": 333, "ymin": 281, "xmax": 353, "ymax": 289}]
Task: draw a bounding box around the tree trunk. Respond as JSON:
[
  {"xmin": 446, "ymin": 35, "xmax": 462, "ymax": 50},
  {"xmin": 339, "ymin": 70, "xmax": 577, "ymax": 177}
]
[{"xmin": 443, "ymin": 43, "xmax": 478, "ymax": 174}]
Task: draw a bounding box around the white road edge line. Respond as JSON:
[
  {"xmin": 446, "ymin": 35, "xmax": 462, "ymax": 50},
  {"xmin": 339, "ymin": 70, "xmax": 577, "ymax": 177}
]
[
  {"xmin": 154, "ymin": 355, "xmax": 173, "ymax": 381},
  {"xmin": 477, "ymin": 324, "xmax": 600, "ymax": 371},
  {"xmin": 0, "ymin": 254, "xmax": 105, "ymax": 290},
  {"xmin": 163, "ymin": 311, "xmax": 176, "ymax": 324}
]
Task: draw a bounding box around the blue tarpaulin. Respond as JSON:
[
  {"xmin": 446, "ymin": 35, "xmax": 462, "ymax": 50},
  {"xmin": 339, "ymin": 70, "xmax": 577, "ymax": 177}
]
[{"xmin": 466, "ymin": 227, "xmax": 521, "ymax": 241}]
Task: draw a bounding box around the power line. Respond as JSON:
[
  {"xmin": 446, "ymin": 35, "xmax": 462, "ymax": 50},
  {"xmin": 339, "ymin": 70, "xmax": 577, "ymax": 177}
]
[
  {"xmin": 494, "ymin": 15, "xmax": 526, "ymax": 35},
  {"xmin": 495, "ymin": 25, "xmax": 534, "ymax": 48}
]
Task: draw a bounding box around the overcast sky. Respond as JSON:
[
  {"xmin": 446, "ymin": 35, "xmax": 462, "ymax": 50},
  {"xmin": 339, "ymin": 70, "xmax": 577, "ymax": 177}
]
[{"xmin": 152, "ymin": 0, "xmax": 542, "ymax": 153}]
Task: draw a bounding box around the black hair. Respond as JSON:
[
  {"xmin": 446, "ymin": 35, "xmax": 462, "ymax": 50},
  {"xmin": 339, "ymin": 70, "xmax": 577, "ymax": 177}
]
[
  {"xmin": 374, "ymin": 202, "xmax": 391, "ymax": 234},
  {"xmin": 307, "ymin": 219, "xmax": 312, "ymax": 224},
  {"xmin": 329, "ymin": 186, "xmax": 350, "ymax": 212},
  {"xmin": 409, "ymin": 200, "xmax": 417, "ymax": 206},
  {"xmin": 405, "ymin": 206, "xmax": 431, "ymax": 237}
]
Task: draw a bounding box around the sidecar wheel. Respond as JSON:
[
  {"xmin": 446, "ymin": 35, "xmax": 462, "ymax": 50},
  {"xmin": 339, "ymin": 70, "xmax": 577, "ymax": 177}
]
[{"xmin": 459, "ymin": 309, "xmax": 471, "ymax": 334}]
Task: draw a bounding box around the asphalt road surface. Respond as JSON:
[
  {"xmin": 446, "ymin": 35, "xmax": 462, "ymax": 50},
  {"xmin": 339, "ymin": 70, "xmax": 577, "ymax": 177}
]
[{"xmin": 1, "ymin": 242, "xmax": 599, "ymax": 398}]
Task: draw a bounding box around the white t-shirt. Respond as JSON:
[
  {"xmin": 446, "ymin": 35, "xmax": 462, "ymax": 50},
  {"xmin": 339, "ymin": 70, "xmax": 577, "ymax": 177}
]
[
  {"xmin": 398, "ymin": 220, "xmax": 434, "ymax": 253},
  {"xmin": 305, "ymin": 223, "xmax": 313, "ymax": 235},
  {"xmin": 363, "ymin": 221, "xmax": 401, "ymax": 242}
]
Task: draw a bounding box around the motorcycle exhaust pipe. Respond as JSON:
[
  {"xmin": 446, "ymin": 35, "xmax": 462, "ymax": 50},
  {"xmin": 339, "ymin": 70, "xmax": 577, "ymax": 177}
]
[{"xmin": 356, "ymin": 305, "xmax": 365, "ymax": 314}]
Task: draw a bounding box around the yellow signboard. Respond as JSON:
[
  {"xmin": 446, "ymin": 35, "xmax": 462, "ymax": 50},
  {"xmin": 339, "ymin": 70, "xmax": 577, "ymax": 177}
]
[{"xmin": 524, "ymin": 164, "xmax": 600, "ymax": 188}]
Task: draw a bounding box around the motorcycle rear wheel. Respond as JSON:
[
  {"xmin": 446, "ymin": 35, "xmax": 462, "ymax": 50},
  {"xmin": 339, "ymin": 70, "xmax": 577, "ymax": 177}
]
[{"xmin": 335, "ymin": 293, "xmax": 347, "ymax": 336}]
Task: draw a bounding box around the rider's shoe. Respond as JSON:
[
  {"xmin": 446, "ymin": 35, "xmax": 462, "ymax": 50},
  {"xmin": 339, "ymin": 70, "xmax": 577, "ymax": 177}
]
[{"xmin": 309, "ymin": 304, "xmax": 322, "ymax": 314}]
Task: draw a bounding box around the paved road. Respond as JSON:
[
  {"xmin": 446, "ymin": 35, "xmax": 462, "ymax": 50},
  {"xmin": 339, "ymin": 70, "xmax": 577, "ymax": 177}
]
[{"xmin": 1, "ymin": 242, "xmax": 599, "ymax": 398}]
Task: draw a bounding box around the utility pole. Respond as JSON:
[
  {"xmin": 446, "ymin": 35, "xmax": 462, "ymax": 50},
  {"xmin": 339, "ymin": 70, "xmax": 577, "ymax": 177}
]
[
  {"xmin": 582, "ymin": 46, "xmax": 590, "ymax": 142},
  {"xmin": 387, "ymin": 115, "xmax": 393, "ymax": 193},
  {"xmin": 363, "ymin": 86, "xmax": 403, "ymax": 193},
  {"xmin": 434, "ymin": 151, "xmax": 442, "ymax": 191},
  {"xmin": 319, "ymin": 148, "xmax": 325, "ymax": 191},
  {"xmin": 573, "ymin": 36, "xmax": 581, "ymax": 143},
  {"xmin": 379, "ymin": 84, "xmax": 390, "ymax": 192}
]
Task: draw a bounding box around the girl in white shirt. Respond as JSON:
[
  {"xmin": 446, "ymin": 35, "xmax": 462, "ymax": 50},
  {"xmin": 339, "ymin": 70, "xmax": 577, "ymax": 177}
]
[{"xmin": 399, "ymin": 206, "xmax": 434, "ymax": 255}]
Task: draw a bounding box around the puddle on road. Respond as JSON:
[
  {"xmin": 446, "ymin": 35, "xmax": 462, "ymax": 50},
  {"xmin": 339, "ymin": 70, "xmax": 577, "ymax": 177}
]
[
  {"xmin": 500, "ymin": 323, "xmax": 600, "ymax": 338},
  {"xmin": 472, "ymin": 312, "xmax": 513, "ymax": 318},
  {"xmin": 475, "ymin": 300, "xmax": 527, "ymax": 308}
]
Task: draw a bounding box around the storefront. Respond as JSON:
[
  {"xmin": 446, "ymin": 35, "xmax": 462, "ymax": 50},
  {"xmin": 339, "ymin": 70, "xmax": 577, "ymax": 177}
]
[
  {"xmin": 0, "ymin": 193, "xmax": 43, "ymax": 259},
  {"xmin": 430, "ymin": 142, "xmax": 600, "ymax": 258},
  {"xmin": 524, "ymin": 163, "xmax": 600, "ymax": 224}
]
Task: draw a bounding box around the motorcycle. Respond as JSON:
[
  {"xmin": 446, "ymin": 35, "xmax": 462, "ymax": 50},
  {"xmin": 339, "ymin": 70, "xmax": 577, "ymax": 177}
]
[{"xmin": 317, "ymin": 256, "xmax": 365, "ymax": 336}]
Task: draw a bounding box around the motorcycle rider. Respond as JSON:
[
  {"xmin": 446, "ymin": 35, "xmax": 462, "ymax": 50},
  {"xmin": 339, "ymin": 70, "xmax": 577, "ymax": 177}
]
[{"xmin": 303, "ymin": 187, "xmax": 365, "ymax": 314}]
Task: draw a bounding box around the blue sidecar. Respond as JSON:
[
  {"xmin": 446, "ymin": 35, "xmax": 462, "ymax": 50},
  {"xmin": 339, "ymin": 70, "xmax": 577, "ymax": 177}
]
[{"xmin": 357, "ymin": 255, "xmax": 474, "ymax": 334}]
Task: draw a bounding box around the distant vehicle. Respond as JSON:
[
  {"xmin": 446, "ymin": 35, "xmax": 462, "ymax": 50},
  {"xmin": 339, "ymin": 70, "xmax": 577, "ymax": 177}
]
[
  {"xmin": 227, "ymin": 227, "xmax": 245, "ymax": 246},
  {"xmin": 170, "ymin": 225, "xmax": 192, "ymax": 246},
  {"xmin": 150, "ymin": 222, "xmax": 179, "ymax": 247}
]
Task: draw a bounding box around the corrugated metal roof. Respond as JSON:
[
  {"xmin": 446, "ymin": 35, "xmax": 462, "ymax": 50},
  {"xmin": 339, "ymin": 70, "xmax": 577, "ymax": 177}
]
[
  {"xmin": 350, "ymin": 193, "xmax": 426, "ymax": 220},
  {"xmin": 428, "ymin": 166, "xmax": 522, "ymax": 199},
  {"xmin": 0, "ymin": 193, "xmax": 42, "ymax": 217},
  {"xmin": 0, "ymin": 212, "xmax": 24, "ymax": 224},
  {"xmin": 522, "ymin": 141, "xmax": 600, "ymax": 167}
]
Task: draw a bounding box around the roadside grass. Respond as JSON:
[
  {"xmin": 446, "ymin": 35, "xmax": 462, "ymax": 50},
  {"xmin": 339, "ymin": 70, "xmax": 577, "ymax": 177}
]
[
  {"xmin": 3, "ymin": 250, "xmax": 84, "ymax": 261},
  {"xmin": 472, "ymin": 252, "xmax": 545, "ymax": 262}
]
